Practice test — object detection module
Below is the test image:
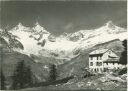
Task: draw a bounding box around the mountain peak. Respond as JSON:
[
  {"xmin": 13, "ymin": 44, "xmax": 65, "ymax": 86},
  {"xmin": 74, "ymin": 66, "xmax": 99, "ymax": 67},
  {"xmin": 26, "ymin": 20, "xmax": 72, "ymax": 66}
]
[
  {"xmin": 104, "ymin": 21, "xmax": 116, "ymax": 29},
  {"xmin": 12, "ymin": 22, "xmax": 29, "ymax": 31},
  {"xmin": 17, "ymin": 22, "xmax": 24, "ymax": 28},
  {"xmin": 106, "ymin": 21, "xmax": 113, "ymax": 25},
  {"xmin": 34, "ymin": 22, "xmax": 43, "ymax": 28},
  {"xmin": 34, "ymin": 22, "xmax": 44, "ymax": 30},
  {"xmin": 87, "ymin": 20, "xmax": 126, "ymax": 37},
  {"xmin": 35, "ymin": 22, "xmax": 40, "ymax": 26},
  {"xmin": 33, "ymin": 22, "xmax": 49, "ymax": 34}
]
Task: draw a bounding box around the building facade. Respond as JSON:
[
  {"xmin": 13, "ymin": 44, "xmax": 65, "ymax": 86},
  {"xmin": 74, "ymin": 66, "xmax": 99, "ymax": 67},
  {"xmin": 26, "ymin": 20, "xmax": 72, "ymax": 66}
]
[{"xmin": 89, "ymin": 49, "xmax": 124, "ymax": 73}]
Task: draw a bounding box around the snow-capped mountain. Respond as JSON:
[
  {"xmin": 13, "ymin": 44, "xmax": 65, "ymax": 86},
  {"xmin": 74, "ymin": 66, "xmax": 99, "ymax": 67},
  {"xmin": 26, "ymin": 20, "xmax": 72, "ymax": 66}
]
[
  {"xmin": 76, "ymin": 21, "xmax": 127, "ymax": 50},
  {"xmin": 67, "ymin": 21, "xmax": 126, "ymax": 41},
  {"xmin": 8, "ymin": 21, "xmax": 127, "ymax": 60},
  {"xmin": 9, "ymin": 22, "xmax": 50, "ymax": 55},
  {"xmin": 12, "ymin": 23, "xmax": 31, "ymax": 32},
  {"xmin": 32, "ymin": 22, "xmax": 49, "ymax": 34}
]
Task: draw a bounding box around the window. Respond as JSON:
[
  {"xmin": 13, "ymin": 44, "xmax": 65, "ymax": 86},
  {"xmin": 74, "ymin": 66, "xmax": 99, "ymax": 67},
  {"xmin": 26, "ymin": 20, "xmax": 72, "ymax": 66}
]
[
  {"xmin": 97, "ymin": 68, "xmax": 99, "ymax": 72},
  {"xmin": 104, "ymin": 68, "xmax": 108, "ymax": 72},
  {"xmin": 97, "ymin": 56, "xmax": 98, "ymax": 60},
  {"xmin": 100, "ymin": 56, "xmax": 102, "ymax": 60},
  {"xmin": 90, "ymin": 62, "xmax": 93, "ymax": 66},
  {"xmin": 96, "ymin": 62, "xmax": 102, "ymax": 66},
  {"xmin": 90, "ymin": 57, "xmax": 93, "ymax": 60},
  {"xmin": 100, "ymin": 68, "xmax": 103, "ymax": 72},
  {"xmin": 94, "ymin": 69, "xmax": 96, "ymax": 72}
]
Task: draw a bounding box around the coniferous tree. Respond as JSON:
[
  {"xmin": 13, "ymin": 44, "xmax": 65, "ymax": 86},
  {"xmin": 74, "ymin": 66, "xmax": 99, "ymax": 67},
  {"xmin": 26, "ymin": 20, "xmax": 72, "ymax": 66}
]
[
  {"xmin": 48, "ymin": 64, "xmax": 58, "ymax": 82},
  {"xmin": 1, "ymin": 70, "xmax": 6, "ymax": 90},
  {"xmin": 12, "ymin": 60, "xmax": 33, "ymax": 89},
  {"xmin": 119, "ymin": 40, "xmax": 127, "ymax": 65},
  {"xmin": 25, "ymin": 65, "xmax": 33, "ymax": 87}
]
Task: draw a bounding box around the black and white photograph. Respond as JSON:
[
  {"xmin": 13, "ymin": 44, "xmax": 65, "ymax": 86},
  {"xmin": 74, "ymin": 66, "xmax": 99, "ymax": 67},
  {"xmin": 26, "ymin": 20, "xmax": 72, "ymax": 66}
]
[{"xmin": 0, "ymin": 0, "xmax": 127, "ymax": 91}]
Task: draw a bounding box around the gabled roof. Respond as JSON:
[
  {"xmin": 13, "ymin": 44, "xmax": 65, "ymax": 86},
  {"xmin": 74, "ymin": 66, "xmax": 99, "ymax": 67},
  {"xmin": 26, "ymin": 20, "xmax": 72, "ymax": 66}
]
[{"xmin": 89, "ymin": 48, "xmax": 108, "ymax": 55}]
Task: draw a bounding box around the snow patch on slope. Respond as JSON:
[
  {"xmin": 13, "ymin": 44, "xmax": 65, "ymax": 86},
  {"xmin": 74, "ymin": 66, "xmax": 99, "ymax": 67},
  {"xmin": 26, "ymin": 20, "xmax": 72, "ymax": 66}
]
[
  {"xmin": 11, "ymin": 30, "xmax": 43, "ymax": 55},
  {"xmin": 10, "ymin": 22, "xmax": 50, "ymax": 56}
]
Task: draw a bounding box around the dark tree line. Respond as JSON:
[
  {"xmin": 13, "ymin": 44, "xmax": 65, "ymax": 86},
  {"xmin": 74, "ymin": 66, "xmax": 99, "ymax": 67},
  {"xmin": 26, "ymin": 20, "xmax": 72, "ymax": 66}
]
[
  {"xmin": 48, "ymin": 64, "xmax": 58, "ymax": 82},
  {"xmin": 119, "ymin": 40, "xmax": 127, "ymax": 65},
  {"xmin": 0, "ymin": 60, "xmax": 33, "ymax": 90},
  {"xmin": 11, "ymin": 60, "xmax": 33, "ymax": 90}
]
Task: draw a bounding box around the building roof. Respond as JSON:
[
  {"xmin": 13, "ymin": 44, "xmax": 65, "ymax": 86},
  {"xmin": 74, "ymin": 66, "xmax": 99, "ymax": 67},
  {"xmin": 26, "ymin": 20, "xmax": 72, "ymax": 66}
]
[{"xmin": 89, "ymin": 49, "xmax": 108, "ymax": 55}]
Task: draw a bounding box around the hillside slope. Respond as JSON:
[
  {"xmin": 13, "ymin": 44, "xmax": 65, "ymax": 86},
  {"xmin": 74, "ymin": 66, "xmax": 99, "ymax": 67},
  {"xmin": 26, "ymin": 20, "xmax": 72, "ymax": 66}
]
[
  {"xmin": 1, "ymin": 52, "xmax": 49, "ymax": 83},
  {"xmin": 58, "ymin": 39, "xmax": 124, "ymax": 79}
]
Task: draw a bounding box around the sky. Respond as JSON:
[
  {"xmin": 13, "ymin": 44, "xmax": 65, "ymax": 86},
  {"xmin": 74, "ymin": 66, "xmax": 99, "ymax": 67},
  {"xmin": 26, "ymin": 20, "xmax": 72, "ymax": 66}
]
[{"xmin": 1, "ymin": 1, "xmax": 127, "ymax": 35}]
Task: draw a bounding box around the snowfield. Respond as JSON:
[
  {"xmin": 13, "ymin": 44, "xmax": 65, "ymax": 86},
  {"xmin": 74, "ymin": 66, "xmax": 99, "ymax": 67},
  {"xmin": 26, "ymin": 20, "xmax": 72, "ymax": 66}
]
[{"xmin": 7, "ymin": 21, "xmax": 127, "ymax": 59}]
